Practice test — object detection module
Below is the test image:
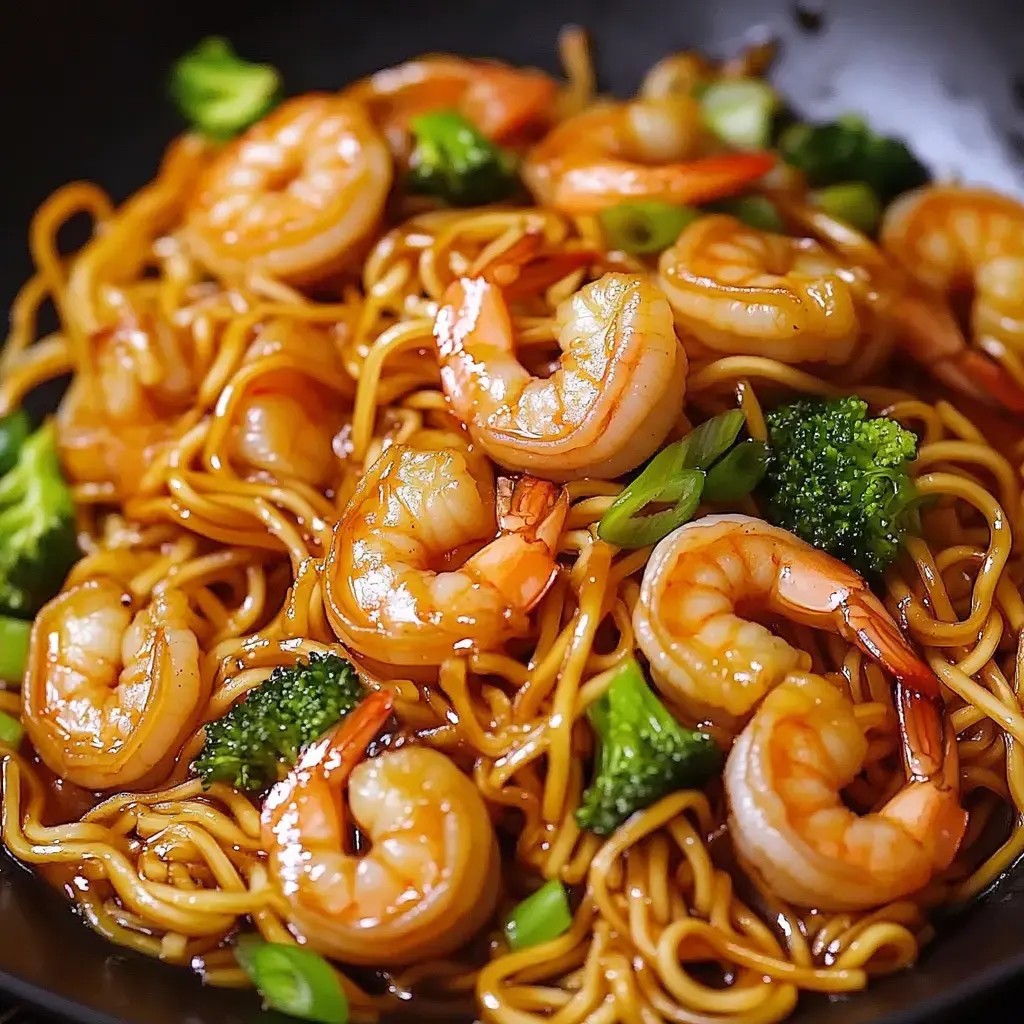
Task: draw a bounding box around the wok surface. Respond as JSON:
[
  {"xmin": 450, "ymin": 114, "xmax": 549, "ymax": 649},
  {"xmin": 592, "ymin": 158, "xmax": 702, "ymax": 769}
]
[{"xmin": 0, "ymin": 0, "xmax": 1022, "ymax": 1021}]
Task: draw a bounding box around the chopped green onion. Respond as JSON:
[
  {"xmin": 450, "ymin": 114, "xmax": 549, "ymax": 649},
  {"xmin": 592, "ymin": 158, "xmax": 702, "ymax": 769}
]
[
  {"xmin": 598, "ymin": 202, "xmax": 701, "ymax": 254},
  {"xmin": 170, "ymin": 37, "xmax": 281, "ymax": 141},
  {"xmin": 504, "ymin": 879, "xmax": 573, "ymax": 951},
  {"xmin": 703, "ymin": 439, "xmax": 770, "ymax": 502},
  {"xmin": 0, "ymin": 710, "xmax": 23, "ymax": 748},
  {"xmin": 597, "ymin": 465, "xmax": 704, "ymax": 549},
  {"xmin": 234, "ymin": 937, "xmax": 348, "ymax": 1024},
  {"xmin": 598, "ymin": 411, "xmax": 747, "ymax": 549},
  {"xmin": 700, "ymin": 79, "xmax": 778, "ymax": 149},
  {"xmin": 707, "ymin": 195, "xmax": 784, "ymax": 233},
  {"xmin": 0, "ymin": 616, "xmax": 30, "ymax": 684},
  {"xmin": 676, "ymin": 409, "xmax": 746, "ymax": 468},
  {"xmin": 0, "ymin": 411, "xmax": 30, "ymax": 478},
  {"xmin": 811, "ymin": 182, "xmax": 882, "ymax": 235}
]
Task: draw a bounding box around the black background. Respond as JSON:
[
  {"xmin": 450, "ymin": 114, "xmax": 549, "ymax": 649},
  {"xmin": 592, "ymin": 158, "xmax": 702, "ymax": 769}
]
[{"xmin": 1, "ymin": 0, "xmax": 1023, "ymax": 1021}]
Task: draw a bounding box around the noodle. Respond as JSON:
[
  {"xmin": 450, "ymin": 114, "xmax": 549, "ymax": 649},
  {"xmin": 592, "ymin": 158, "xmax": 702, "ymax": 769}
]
[{"xmin": 2, "ymin": 31, "xmax": 1024, "ymax": 1024}]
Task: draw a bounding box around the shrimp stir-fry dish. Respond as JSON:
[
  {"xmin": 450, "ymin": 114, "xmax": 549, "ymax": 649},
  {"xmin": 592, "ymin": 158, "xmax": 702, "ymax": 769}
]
[{"xmin": 7, "ymin": 27, "xmax": 1024, "ymax": 1024}]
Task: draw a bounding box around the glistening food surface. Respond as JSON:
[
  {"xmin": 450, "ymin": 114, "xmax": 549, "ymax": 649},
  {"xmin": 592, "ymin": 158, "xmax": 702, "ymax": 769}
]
[{"xmin": 1, "ymin": 26, "xmax": 1024, "ymax": 1024}]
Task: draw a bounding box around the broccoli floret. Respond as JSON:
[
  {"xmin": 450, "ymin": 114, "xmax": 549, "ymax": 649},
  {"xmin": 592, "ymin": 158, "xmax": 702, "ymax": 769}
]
[
  {"xmin": 408, "ymin": 110, "xmax": 517, "ymax": 207},
  {"xmin": 778, "ymin": 117, "xmax": 929, "ymax": 206},
  {"xmin": 170, "ymin": 37, "xmax": 281, "ymax": 141},
  {"xmin": 576, "ymin": 659, "xmax": 722, "ymax": 836},
  {"xmin": 0, "ymin": 419, "xmax": 77, "ymax": 617},
  {"xmin": 194, "ymin": 653, "xmax": 365, "ymax": 791},
  {"xmin": 760, "ymin": 395, "xmax": 920, "ymax": 579}
]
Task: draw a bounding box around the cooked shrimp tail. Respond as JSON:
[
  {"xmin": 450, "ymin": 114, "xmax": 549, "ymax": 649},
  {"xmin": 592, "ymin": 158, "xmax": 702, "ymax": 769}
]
[
  {"xmin": 263, "ymin": 693, "xmax": 499, "ymax": 965},
  {"xmin": 634, "ymin": 514, "xmax": 942, "ymax": 729},
  {"xmin": 726, "ymin": 673, "xmax": 965, "ymax": 912},
  {"xmin": 324, "ymin": 445, "xmax": 567, "ymax": 665},
  {"xmin": 474, "ymin": 476, "xmax": 568, "ymax": 610}
]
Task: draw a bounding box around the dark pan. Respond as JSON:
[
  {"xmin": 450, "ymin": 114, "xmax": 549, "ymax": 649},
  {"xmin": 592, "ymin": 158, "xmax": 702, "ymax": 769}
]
[{"xmin": 0, "ymin": 0, "xmax": 1022, "ymax": 1021}]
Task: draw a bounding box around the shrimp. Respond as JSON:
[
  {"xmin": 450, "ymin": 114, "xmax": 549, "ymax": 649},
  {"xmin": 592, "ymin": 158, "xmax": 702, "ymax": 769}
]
[
  {"xmin": 23, "ymin": 580, "xmax": 206, "ymax": 790},
  {"xmin": 323, "ymin": 445, "xmax": 567, "ymax": 666},
  {"xmin": 433, "ymin": 271, "xmax": 687, "ymax": 479},
  {"xmin": 522, "ymin": 99, "xmax": 774, "ymax": 213},
  {"xmin": 777, "ymin": 196, "xmax": 1024, "ymax": 412},
  {"xmin": 229, "ymin": 320, "xmax": 350, "ymax": 487},
  {"xmin": 880, "ymin": 185, "xmax": 1024, "ymax": 412},
  {"xmin": 633, "ymin": 514, "xmax": 939, "ymax": 730},
  {"xmin": 57, "ymin": 301, "xmax": 194, "ymax": 498},
  {"xmin": 656, "ymin": 214, "xmax": 861, "ymax": 365},
  {"xmin": 344, "ymin": 55, "xmax": 557, "ymax": 159},
  {"xmin": 263, "ymin": 690, "xmax": 500, "ymax": 964},
  {"xmin": 183, "ymin": 95, "xmax": 392, "ymax": 283},
  {"xmin": 725, "ymin": 672, "xmax": 966, "ymax": 910}
]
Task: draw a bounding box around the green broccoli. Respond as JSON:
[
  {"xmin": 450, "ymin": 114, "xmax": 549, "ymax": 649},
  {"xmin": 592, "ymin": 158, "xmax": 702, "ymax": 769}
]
[
  {"xmin": 194, "ymin": 652, "xmax": 365, "ymax": 791},
  {"xmin": 170, "ymin": 37, "xmax": 281, "ymax": 141},
  {"xmin": 576, "ymin": 659, "xmax": 722, "ymax": 836},
  {"xmin": 759, "ymin": 395, "xmax": 920, "ymax": 579},
  {"xmin": 0, "ymin": 418, "xmax": 77, "ymax": 617},
  {"xmin": 778, "ymin": 116, "xmax": 929, "ymax": 207},
  {"xmin": 408, "ymin": 110, "xmax": 517, "ymax": 207}
]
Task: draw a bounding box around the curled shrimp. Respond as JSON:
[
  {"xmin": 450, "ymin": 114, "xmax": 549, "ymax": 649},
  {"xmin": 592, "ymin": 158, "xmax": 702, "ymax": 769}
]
[
  {"xmin": 522, "ymin": 99, "xmax": 774, "ymax": 213},
  {"xmin": 263, "ymin": 690, "xmax": 500, "ymax": 964},
  {"xmin": 57, "ymin": 301, "xmax": 194, "ymax": 498},
  {"xmin": 323, "ymin": 444, "xmax": 567, "ymax": 666},
  {"xmin": 656, "ymin": 214, "xmax": 860, "ymax": 365},
  {"xmin": 183, "ymin": 95, "xmax": 392, "ymax": 283},
  {"xmin": 779, "ymin": 196, "xmax": 1024, "ymax": 412},
  {"xmin": 880, "ymin": 185, "xmax": 1024, "ymax": 412},
  {"xmin": 726, "ymin": 672, "xmax": 966, "ymax": 910},
  {"xmin": 23, "ymin": 580, "xmax": 206, "ymax": 790},
  {"xmin": 228, "ymin": 320, "xmax": 351, "ymax": 487},
  {"xmin": 433, "ymin": 271, "xmax": 687, "ymax": 479},
  {"xmin": 344, "ymin": 55, "xmax": 557, "ymax": 159},
  {"xmin": 633, "ymin": 514, "xmax": 939, "ymax": 730}
]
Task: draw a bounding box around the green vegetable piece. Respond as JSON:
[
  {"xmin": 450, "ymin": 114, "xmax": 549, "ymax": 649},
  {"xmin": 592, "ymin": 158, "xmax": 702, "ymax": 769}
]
[
  {"xmin": 811, "ymin": 182, "xmax": 882, "ymax": 235},
  {"xmin": 707, "ymin": 194, "xmax": 784, "ymax": 233},
  {"xmin": 598, "ymin": 202, "xmax": 702, "ymax": 254},
  {"xmin": 576, "ymin": 659, "xmax": 722, "ymax": 836},
  {"xmin": 0, "ymin": 411, "xmax": 31, "ymax": 477},
  {"xmin": 0, "ymin": 421, "xmax": 78, "ymax": 618},
  {"xmin": 504, "ymin": 879, "xmax": 573, "ymax": 951},
  {"xmin": 0, "ymin": 615, "xmax": 31, "ymax": 683},
  {"xmin": 759, "ymin": 395, "xmax": 920, "ymax": 578},
  {"xmin": 597, "ymin": 410, "xmax": 747, "ymax": 549},
  {"xmin": 170, "ymin": 36, "xmax": 281, "ymax": 141},
  {"xmin": 0, "ymin": 710, "xmax": 23, "ymax": 748},
  {"xmin": 235, "ymin": 936, "xmax": 348, "ymax": 1024},
  {"xmin": 193, "ymin": 652, "xmax": 364, "ymax": 790},
  {"xmin": 408, "ymin": 110, "xmax": 517, "ymax": 207},
  {"xmin": 703, "ymin": 438, "xmax": 769, "ymax": 502},
  {"xmin": 700, "ymin": 78, "xmax": 779, "ymax": 149},
  {"xmin": 778, "ymin": 117, "xmax": 929, "ymax": 206}
]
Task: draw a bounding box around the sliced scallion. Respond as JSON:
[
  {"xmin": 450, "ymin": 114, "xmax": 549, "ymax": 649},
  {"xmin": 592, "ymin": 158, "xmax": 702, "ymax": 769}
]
[
  {"xmin": 0, "ymin": 616, "xmax": 30, "ymax": 684},
  {"xmin": 703, "ymin": 438, "xmax": 770, "ymax": 502},
  {"xmin": 234, "ymin": 936, "xmax": 348, "ymax": 1024},
  {"xmin": 598, "ymin": 202, "xmax": 702, "ymax": 254},
  {"xmin": 0, "ymin": 710, "xmax": 23, "ymax": 748},
  {"xmin": 700, "ymin": 79, "xmax": 778, "ymax": 150},
  {"xmin": 504, "ymin": 879, "xmax": 573, "ymax": 951},
  {"xmin": 598, "ymin": 411, "xmax": 748, "ymax": 549},
  {"xmin": 811, "ymin": 181, "xmax": 882, "ymax": 235}
]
